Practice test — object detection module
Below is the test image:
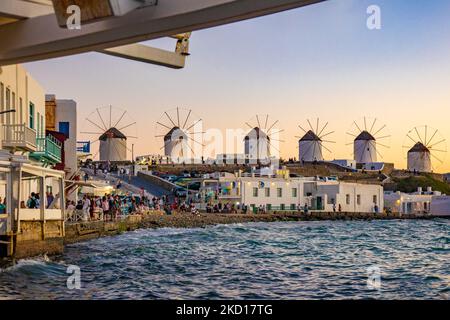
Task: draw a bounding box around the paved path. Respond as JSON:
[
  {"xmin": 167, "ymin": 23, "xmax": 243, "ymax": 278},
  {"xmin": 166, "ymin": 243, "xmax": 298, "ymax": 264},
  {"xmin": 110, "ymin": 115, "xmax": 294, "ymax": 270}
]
[{"xmin": 81, "ymin": 168, "xmax": 169, "ymax": 198}]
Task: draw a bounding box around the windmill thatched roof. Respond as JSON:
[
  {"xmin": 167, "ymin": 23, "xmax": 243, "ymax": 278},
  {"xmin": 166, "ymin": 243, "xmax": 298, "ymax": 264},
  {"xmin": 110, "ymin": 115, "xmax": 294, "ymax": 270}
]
[
  {"xmin": 408, "ymin": 142, "xmax": 430, "ymax": 153},
  {"xmin": 99, "ymin": 127, "xmax": 127, "ymax": 141},
  {"xmin": 164, "ymin": 126, "xmax": 187, "ymax": 141},
  {"xmin": 355, "ymin": 130, "xmax": 375, "ymax": 141},
  {"xmin": 300, "ymin": 130, "xmax": 321, "ymax": 142},
  {"xmin": 244, "ymin": 127, "xmax": 269, "ymax": 140}
]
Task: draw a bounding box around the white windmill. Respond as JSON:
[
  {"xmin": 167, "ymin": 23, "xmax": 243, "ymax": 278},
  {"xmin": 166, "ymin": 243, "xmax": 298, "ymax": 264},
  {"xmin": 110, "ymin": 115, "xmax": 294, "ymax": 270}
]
[
  {"xmin": 80, "ymin": 106, "xmax": 137, "ymax": 162},
  {"xmin": 403, "ymin": 126, "xmax": 447, "ymax": 173},
  {"xmin": 296, "ymin": 118, "xmax": 335, "ymax": 162},
  {"xmin": 155, "ymin": 107, "xmax": 204, "ymax": 163},
  {"xmin": 244, "ymin": 114, "xmax": 283, "ymax": 164},
  {"xmin": 346, "ymin": 117, "xmax": 390, "ymax": 164}
]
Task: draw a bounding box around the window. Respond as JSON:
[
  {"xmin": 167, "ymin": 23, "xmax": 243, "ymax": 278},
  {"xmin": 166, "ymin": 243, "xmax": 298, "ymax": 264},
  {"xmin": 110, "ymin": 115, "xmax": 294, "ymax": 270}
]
[
  {"xmin": 252, "ymin": 187, "xmax": 258, "ymax": 197},
  {"xmin": 265, "ymin": 188, "xmax": 270, "ymax": 197},
  {"xmin": 37, "ymin": 112, "xmax": 40, "ymax": 136},
  {"xmin": 277, "ymin": 188, "xmax": 282, "ymax": 197},
  {"xmin": 19, "ymin": 98, "xmax": 23, "ymax": 125},
  {"xmin": 357, "ymin": 195, "xmax": 361, "ymax": 205},
  {"xmin": 0, "ymin": 83, "xmax": 3, "ymax": 122},
  {"xmin": 373, "ymin": 195, "xmax": 378, "ymax": 204},
  {"xmin": 59, "ymin": 121, "xmax": 70, "ymax": 138},
  {"xmin": 267, "ymin": 204, "xmax": 272, "ymax": 211},
  {"xmin": 5, "ymin": 88, "xmax": 10, "ymax": 109},
  {"xmin": 346, "ymin": 194, "xmax": 351, "ymax": 205},
  {"xmin": 12, "ymin": 92, "xmax": 15, "ymax": 124},
  {"xmin": 5, "ymin": 88, "xmax": 10, "ymax": 124},
  {"xmin": 290, "ymin": 204, "xmax": 296, "ymax": 210},
  {"xmin": 292, "ymin": 188, "xmax": 297, "ymax": 197},
  {"xmin": 280, "ymin": 204, "xmax": 285, "ymax": 210},
  {"xmin": 29, "ymin": 102, "xmax": 35, "ymax": 129}
]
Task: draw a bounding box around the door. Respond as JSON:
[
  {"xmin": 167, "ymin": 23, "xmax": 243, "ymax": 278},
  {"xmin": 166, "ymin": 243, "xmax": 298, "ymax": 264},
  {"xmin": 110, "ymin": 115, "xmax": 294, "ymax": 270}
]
[{"xmin": 316, "ymin": 196, "xmax": 323, "ymax": 210}]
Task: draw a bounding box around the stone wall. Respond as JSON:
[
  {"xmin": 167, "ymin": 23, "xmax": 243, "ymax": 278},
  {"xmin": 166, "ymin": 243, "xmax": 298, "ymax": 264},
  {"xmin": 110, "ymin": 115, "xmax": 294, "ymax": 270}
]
[
  {"xmin": 137, "ymin": 171, "xmax": 176, "ymax": 192},
  {"xmin": 14, "ymin": 220, "xmax": 64, "ymax": 259}
]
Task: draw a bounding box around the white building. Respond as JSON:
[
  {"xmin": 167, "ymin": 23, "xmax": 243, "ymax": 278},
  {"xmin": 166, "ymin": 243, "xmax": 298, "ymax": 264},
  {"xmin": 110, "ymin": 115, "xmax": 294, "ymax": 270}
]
[
  {"xmin": 200, "ymin": 169, "xmax": 383, "ymax": 213},
  {"xmin": 0, "ymin": 64, "xmax": 46, "ymax": 146},
  {"xmin": 0, "ymin": 65, "xmax": 66, "ymax": 257},
  {"xmin": 354, "ymin": 131, "xmax": 377, "ymax": 164},
  {"xmin": 407, "ymin": 142, "xmax": 431, "ymax": 173},
  {"xmin": 329, "ymin": 159, "xmax": 357, "ymax": 170},
  {"xmin": 384, "ymin": 187, "xmax": 441, "ymax": 214},
  {"xmin": 361, "ymin": 162, "xmax": 385, "ymax": 172},
  {"xmin": 430, "ymin": 196, "xmax": 450, "ymax": 217},
  {"xmin": 299, "ymin": 130, "xmax": 323, "ymax": 162}
]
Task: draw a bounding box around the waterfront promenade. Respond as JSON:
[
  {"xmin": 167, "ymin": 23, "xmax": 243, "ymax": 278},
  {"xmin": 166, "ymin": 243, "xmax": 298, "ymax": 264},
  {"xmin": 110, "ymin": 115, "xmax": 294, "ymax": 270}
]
[{"xmin": 64, "ymin": 210, "xmax": 436, "ymax": 244}]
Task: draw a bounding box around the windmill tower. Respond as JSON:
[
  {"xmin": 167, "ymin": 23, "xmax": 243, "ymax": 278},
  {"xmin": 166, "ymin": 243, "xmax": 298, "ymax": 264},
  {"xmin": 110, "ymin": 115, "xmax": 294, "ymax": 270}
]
[
  {"xmin": 155, "ymin": 107, "xmax": 204, "ymax": 163},
  {"xmin": 347, "ymin": 117, "xmax": 390, "ymax": 164},
  {"xmin": 80, "ymin": 106, "xmax": 137, "ymax": 162},
  {"xmin": 296, "ymin": 118, "xmax": 335, "ymax": 162},
  {"xmin": 403, "ymin": 126, "xmax": 447, "ymax": 173},
  {"xmin": 99, "ymin": 128, "xmax": 127, "ymax": 162},
  {"xmin": 244, "ymin": 115, "xmax": 283, "ymax": 164}
]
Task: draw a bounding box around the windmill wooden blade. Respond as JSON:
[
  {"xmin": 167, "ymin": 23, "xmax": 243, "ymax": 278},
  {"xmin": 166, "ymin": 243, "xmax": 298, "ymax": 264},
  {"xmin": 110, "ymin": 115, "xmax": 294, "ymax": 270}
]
[
  {"xmin": 182, "ymin": 109, "xmax": 192, "ymax": 129},
  {"xmin": 369, "ymin": 118, "xmax": 377, "ymax": 134},
  {"xmin": 318, "ymin": 122, "xmax": 329, "ymax": 137},
  {"xmin": 86, "ymin": 118, "xmax": 106, "ymax": 133},
  {"xmin": 113, "ymin": 110, "xmax": 127, "ymax": 129},
  {"xmin": 97, "ymin": 108, "xmax": 108, "ymax": 130},
  {"xmin": 157, "ymin": 122, "xmax": 172, "ymax": 130}
]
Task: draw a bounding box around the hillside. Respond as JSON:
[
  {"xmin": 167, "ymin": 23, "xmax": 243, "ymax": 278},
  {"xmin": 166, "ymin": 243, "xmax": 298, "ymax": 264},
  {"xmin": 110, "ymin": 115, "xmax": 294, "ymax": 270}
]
[{"xmin": 391, "ymin": 174, "xmax": 450, "ymax": 194}]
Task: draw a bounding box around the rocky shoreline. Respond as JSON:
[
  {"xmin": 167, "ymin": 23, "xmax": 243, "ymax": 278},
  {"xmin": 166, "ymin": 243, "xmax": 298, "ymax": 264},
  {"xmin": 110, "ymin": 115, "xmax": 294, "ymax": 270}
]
[{"xmin": 64, "ymin": 211, "xmax": 435, "ymax": 244}]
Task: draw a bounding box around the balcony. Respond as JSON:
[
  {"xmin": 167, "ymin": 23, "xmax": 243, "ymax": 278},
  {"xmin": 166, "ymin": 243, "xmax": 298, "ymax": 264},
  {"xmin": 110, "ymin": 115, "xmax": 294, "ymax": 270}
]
[
  {"xmin": 30, "ymin": 135, "xmax": 62, "ymax": 165},
  {"xmin": 1, "ymin": 124, "xmax": 37, "ymax": 152}
]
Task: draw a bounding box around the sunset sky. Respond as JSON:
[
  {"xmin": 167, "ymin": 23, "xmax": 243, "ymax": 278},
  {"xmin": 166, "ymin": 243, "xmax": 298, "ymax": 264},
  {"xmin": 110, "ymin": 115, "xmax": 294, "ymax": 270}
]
[{"xmin": 24, "ymin": 0, "xmax": 450, "ymax": 172}]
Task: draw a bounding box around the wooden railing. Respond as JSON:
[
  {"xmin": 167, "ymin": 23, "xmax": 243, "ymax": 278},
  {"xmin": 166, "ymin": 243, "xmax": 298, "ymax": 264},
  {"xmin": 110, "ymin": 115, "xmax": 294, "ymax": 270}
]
[{"xmin": 33, "ymin": 135, "xmax": 62, "ymax": 163}]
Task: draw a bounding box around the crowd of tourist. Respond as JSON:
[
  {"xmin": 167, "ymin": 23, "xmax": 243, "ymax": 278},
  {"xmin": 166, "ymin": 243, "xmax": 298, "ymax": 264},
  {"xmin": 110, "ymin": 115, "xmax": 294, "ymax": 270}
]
[{"xmin": 66, "ymin": 193, "xmax": 150, "ymax": 222}]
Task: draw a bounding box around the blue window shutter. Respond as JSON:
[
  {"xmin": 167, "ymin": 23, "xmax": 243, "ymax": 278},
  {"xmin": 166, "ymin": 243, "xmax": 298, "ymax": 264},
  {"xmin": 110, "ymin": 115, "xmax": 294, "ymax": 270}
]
[{"xmin": 59, "ymin": 122, "xmax": 70, "ymax": 138}]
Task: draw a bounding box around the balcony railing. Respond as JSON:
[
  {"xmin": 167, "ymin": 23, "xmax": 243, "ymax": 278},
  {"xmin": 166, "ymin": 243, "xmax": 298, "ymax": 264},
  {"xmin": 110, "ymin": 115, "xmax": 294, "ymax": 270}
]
[
  {"xmin": 1, "ymin": 124, "xmax": 37, "ymax": 152},
  {"xmin": 30, "ymin": 135, "xmax": 62, "ymax": 164}
]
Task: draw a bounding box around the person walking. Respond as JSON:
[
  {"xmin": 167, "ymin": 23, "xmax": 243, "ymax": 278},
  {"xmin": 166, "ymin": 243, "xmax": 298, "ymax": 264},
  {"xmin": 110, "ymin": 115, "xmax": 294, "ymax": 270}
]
[{"xmin": 82, "ymin": 195, "xmax": 91, "ymax": 221}]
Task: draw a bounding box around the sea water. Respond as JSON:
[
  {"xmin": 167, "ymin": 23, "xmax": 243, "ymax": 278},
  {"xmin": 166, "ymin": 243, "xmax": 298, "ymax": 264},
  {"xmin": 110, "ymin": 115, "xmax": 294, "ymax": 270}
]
[{"xmin": 0, "ymin": 219, "xmax": 448, "ymax": 299}]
